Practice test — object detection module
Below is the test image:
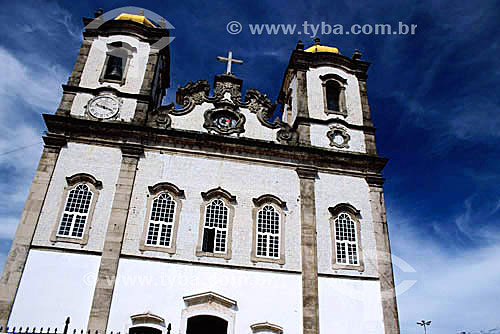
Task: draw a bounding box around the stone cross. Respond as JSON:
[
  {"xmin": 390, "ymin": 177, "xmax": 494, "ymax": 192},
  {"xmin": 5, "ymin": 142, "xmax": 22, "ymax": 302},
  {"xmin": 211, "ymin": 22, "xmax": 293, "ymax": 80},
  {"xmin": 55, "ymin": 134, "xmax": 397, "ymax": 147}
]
[{"xmin": 216, "ymin": 51, "xmax": 243, "ymax": 74}]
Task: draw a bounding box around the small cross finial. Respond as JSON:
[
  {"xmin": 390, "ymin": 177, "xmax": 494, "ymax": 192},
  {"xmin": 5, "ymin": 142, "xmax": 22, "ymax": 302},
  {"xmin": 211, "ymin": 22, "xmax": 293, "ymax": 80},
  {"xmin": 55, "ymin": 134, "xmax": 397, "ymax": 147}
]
[{"xmin": 216, "ymin": 51, "xmax": 243, "ymax": 75}]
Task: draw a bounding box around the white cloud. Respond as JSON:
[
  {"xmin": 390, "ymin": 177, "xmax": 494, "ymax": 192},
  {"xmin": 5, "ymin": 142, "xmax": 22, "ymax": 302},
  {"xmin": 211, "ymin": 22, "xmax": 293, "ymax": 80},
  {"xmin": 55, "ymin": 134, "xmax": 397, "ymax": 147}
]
[{"xmin": 390, "ymin": 208, "xmax": 500, "ymax": 333}]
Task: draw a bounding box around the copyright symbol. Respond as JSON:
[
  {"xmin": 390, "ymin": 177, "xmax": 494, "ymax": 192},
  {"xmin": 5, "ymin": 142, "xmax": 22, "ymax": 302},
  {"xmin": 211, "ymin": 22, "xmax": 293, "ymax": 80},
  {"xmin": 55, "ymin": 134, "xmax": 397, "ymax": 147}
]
[
  {"xmin": 83, "ymin": 272, "xmax": 97, "ymax": 286},
  {"xmin": 226, "ymin": 21, "xmax": 242, "ymax": 35}
]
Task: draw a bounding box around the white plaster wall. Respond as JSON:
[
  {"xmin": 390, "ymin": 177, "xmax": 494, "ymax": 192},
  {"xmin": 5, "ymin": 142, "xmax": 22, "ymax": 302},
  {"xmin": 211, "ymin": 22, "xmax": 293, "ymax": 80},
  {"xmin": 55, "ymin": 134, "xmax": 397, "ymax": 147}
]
[
  {"xmin": 310, "ymin": 123, "xmax": 366, "ymax": 153},
  {"xmin": 70, "ymin": 93, "xmax": 138, "ymax": 122},
  {"xmin": 8, "ymin": 250, "xmax": 100, "ymax": 329},
  {"xmin": 107, "ymin": 259, "xmax": 302, "ymax": 334},
  {"xmin": 122, "ymin": 151, "xmax": 302, "ymax": 271},
  {"xmin": 80, "ymin": 35, "xmax": 150, "ymax": 93},
  {"xmin": 318, "ymin": 277, "xmax": 384, "ymax": 334},
  {"xmin": 33, "ymin": 143, "xmax": 122, "ymax": 252},
  {"xmin": 315, "ymin": 173, "xmax": 378, "ymax": 277},
  {"xmin": 306, "ymin": 67, "xmax": 363, "ymax": 125},
  {"xmin": 169, "ymin": 102, "xmax": 278, "ymax": 142}
]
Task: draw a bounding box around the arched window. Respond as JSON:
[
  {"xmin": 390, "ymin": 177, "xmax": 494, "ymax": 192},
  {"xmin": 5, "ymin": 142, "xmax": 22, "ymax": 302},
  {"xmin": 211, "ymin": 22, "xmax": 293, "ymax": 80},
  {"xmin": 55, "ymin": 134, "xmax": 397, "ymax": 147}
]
[
  {"xmin": 320, "ymin": 73, "xmax": 347, "ymax": 116},
  {"xmin": 329, "ymin": 203, "xmax": 364, "ymax": 271},
  {"xmin": 202, "ymin": 199, "xmax": 229, "ymax": 253},
  {"xmin": 140, "ymin": 182, "xmax": 184, "ymax": 254},
  {"xmin": 196, "ymin": 187, "xmax": 236, "ymax": 260},
  {"xmin": 334, "ymin": 213, "xmax": 358, "ymax": 265},
  {"xmin": 57, "ymin": 184, "xmax": 93, "ymax": 238},
  {"xmin": 51, "ymin": 173, "xmax": 102, "ymax": 245},
  {"xmin": 100, "ymin": 41, "xmax": 137, "ymax": 85},
  {"xmin": 256, "ymin": 205, "xmax": 280, "ymax": 258},
  {"xmin": 325, "ymin": 81, "xmax": 341, "ymax": 112},
  {"xmin": 146, "ymin": 193, "xmax": 177, "ymax": 247},
  {"xmin": 251, "ymin": 194, "xmax": 286, "ymax": 264}
]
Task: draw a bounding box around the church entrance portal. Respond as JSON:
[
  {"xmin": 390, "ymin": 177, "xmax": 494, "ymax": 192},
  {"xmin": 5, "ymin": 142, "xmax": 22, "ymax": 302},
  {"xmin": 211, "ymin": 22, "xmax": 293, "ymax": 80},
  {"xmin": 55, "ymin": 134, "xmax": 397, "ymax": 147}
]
[{"xmin": 186, "ymin": 315, "xmax": 228, "ymax": 334}]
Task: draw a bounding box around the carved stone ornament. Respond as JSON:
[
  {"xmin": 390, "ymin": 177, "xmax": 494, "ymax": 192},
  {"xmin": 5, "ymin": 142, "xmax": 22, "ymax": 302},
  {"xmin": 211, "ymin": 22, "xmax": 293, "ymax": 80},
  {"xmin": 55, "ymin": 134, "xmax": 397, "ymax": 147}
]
[
  {"xmin": 149, "ymin": 75, "xmax": 278, "ymax": 132},
  {"xmin": 327, "ymin": 126, "xmax": 350, "ymax": 148},
  {"xmin": 203, "ymin": 108, "xmax": 246, "ymax": 136}
]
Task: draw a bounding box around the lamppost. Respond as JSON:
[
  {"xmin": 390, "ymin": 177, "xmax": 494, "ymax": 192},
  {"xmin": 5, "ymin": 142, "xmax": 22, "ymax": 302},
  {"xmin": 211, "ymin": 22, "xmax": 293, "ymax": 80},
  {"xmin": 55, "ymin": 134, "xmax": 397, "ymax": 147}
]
[{"xmin": 417, "ymin": 320, "xmax": 432, "ymax": 334}]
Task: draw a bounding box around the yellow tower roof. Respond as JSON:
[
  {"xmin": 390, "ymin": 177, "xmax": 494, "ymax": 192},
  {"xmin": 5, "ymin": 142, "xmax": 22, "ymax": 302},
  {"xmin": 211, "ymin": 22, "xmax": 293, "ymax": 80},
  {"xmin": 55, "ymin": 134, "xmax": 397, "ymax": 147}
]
[
  {"xmin": 304, "ymin": 38, "xmax": 340, "ymax": 54},
  {"xmin": 114, "ymin": 13, "xmax": 156, "ymax": 27}
]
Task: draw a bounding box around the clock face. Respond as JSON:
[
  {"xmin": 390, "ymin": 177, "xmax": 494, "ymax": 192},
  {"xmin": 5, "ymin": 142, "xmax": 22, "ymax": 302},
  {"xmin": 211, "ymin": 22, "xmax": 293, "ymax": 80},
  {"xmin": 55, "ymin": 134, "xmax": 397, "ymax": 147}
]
[
  {"xmin": 212, "ymin": 111, "xmax": 237, "ymax": 130},
  {"xmin": 88, "ymin": 95, "xmax": 120, "ymax": 119}
]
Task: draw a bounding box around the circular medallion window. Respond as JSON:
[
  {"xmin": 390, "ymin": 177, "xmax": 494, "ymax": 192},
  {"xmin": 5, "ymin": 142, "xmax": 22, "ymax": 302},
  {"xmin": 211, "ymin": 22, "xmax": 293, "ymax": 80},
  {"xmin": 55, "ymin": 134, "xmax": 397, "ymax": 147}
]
[{"xmin": 327, "ymin": 127, "xmax": 350, "ymax": 149}]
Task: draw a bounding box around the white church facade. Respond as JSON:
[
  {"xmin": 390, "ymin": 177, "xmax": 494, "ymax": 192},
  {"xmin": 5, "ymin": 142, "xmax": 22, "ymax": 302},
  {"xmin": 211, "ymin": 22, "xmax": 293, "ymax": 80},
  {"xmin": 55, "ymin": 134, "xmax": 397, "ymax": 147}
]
[{"xmin": 0, "ymin": 9, "xmax": 400, "ymax": 334}]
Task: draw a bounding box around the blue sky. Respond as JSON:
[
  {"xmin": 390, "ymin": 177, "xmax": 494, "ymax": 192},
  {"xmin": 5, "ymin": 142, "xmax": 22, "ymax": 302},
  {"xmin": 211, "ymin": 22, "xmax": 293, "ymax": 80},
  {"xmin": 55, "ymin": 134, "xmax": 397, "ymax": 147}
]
[{"xmin": 0, "ymin": 0, "xmax": 498, "ymax": 332}]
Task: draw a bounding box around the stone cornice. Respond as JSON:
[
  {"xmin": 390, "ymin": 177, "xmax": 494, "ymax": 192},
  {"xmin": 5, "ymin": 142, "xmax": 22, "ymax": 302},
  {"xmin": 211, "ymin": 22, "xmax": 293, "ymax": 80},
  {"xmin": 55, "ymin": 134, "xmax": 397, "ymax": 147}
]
[
  {"xmin": 62, "ymin": 84, "xmax": 153, "ymax": 102},
  {"xmin": 43, "ymin": 114, "xmax": 388, "ymax": 175},
  {"xmin": 82, "ymin": 17, "xmax": 170, "ymax": 45}
]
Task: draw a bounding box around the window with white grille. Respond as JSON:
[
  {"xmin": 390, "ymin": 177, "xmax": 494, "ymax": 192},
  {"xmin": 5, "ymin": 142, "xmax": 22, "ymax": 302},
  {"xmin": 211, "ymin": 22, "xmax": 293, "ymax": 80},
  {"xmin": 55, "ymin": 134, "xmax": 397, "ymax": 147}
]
[
  {"xmin": 145, "ymin": 192, "xmax": 176, "ymax": 247},
  {"xmin": 256, "ymin": 205, "xmax": 280, "ymax": 258},
  {"xmin": 202, "ymin": 199, "xmax": 229, "ymax": 253},
  {"xmin": 334, "ymin": 212, "xmax": 359, "ymax": 265},
  {"xmin": 57, "ymin": 184, "xmax": 93, "ymax": 238}
]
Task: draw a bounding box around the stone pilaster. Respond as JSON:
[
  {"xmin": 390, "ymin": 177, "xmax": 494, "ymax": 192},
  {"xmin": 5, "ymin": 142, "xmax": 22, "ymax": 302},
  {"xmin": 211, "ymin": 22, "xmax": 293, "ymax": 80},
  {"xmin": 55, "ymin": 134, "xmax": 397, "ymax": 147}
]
[
  {"xmin": 296, "ymin": 70, "xmax": 311, "ymax": 146},
  {"xmin": 358, "ymin": 78, "xmax": 377, "ymax": 155},
  {"xmin": 0, "ymin": 136, "xmax": 66, "ymax": 327},
  {"xmin": 87, "ymin": 145, "xmax": 143, "ymax": 332},
  {"xmin": 296, "ymin": 167, "xmax": 319, "ymax": 334},
  {"xmin": 367, "ymin": 177, "xmax": 400, "ymax": 334}
]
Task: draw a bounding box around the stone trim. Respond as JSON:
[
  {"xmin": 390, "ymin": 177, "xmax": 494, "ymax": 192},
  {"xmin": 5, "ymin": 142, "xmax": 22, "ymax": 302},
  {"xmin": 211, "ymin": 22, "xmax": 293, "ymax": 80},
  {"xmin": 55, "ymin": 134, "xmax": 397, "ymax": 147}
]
[
  {"xmin": 201, "ymin": 187, "xmax": 237, "ymax": 204},
  {"xmin": 296, "ymin": 70, "xmax": 311, "ymax": 145},
  {"xmin": 320, "ymin": 74, "xmax": 347, "ymax": 116},
  {"xmin": 43, "ymin": 114, "xmax": 389, "ymax": 175},
  {"xmin": 203, "ymin": 108, "xmax": 246, "ymax": 136},
  {"xmin": 180, "ymin": 291, "xmax": 236, "ymax": 334},
  {"xmin": 183, "ymin": 291, "xmax": 237, "ymax": 308},
  {"xmin": 250, "ymin": 196, "xmax": 286, "ymax": 265},
  {"xmin": 296, "ymin": 167, "xmax": 319, "ymax": 334},
  {"xmin": 250, "ymin": 322, "xmax": 283, "ymax": 334},
  {"xmin": 87, "ymin": 151, "xmax": 140, "ymax": 332},
  {"xmin": 67, "ymin": 39, "xmax": 92, "ymax": 87},
  {"xmin": 139, "ymin": 182, "xmax": 184, "ymax": 254},
  {"xmin": 328, "ymin": 205, "xmax": 365, "ymax": 272},
  {"xmin": 326, "ymin": 126, "xmax": 350, "ymax": 149},
  {"xmin": 358, "ymin": 78, "xmax": 377, "ymax": 155},
  {"xmin": 368, "ymin": 182, "xmax": 401, "ymax": 334},
  {"xmin": 50, "ymin": 173, "xmax": 102, "ymax": 246},
  {"xmin": 0, "ymin": 142, "xmax": 64, "ymax": 327},
  {"xmin": 196, "ymin": 189, "xmax": 235, "ymax": 260}
]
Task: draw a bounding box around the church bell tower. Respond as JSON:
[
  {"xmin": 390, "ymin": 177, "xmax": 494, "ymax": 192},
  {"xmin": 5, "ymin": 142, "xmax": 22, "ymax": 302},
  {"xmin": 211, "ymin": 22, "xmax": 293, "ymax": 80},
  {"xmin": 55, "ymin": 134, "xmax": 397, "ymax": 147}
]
[{"xmin": 0, "ymin": 9, "xmax": 400, "ymax": 334}]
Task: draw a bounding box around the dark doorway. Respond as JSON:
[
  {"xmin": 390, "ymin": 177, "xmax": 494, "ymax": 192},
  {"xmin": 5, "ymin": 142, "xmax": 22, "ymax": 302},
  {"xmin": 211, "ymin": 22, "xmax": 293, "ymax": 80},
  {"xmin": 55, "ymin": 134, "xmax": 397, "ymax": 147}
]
[
  {"xmin": 186, "ymin": 315, "xmax": 228, "ymax": 334},
  {"xmin": 129, "ymin": 326, "xmax": 162, "ymax": 334}
]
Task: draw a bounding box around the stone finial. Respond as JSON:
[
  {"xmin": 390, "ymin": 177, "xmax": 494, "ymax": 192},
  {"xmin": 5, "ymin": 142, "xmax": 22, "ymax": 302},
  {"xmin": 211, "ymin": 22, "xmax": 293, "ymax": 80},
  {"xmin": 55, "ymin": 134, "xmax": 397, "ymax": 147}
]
[
  {"xmin": 138, "ymin": 9, "xmax": 145, "ymax": 15},
  {"xmin": 352, "ymin": 49, "xmax": 362, "ymax": 60},
  {"xmin": 314, "ymin": 37, "xmax": 321, "ymax": 45},
  {"xmin": 296, "ymin": 40, "xmax": 304, "ymax": 50},
  {"xmin": 158, "ymin": 18, "xmax": 166, "ymax": 28},
  {"xmin": 94, "ymin": 8, "xmax": 103, "ymax": 18}
]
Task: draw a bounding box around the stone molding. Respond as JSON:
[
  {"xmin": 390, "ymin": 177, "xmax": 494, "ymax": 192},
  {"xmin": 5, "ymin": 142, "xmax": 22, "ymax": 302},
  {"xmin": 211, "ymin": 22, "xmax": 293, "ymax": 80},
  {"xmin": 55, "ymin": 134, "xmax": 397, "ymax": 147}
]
[
  {"xmin": 50, "ymin": 173, "xmax": 103, "ymax": 246},
  {"xmin": 327, "ymin": 126, "xmax": 351, "ymax": 149},
  {"xmin": 43, "ymin": 114, "xmax": 388, "ymax": 176},
  {"xmin": 320, "ymin": 73, "xmax": 347, "ymax": 116},
  {"xmin": 139, "ymin": 182, "xmax": 185, "ymax": 254},
  {"xmin": 252, "ymin": 194, "xmax": 287, "ymax": 209},
  {"xmin": 250, "ymin": 196, "xmax": 286, "ymax": 265},
  {"xmin": 296, "ymin": 166, "xmax": 318, "ymax": 180},
  {"xmin": 196, "ymin": 188, "xmax": 235, "ymax": 260},
  {"xmin": 183, "ymin": 291, "xmax": 237, "ymax": 309},
  {"xmin": 328, "ymin": 204, "xmax": 365, "ymax": 272},
  {"xmin": 250, "ymin": 322, "xmax": 283, "ymax": 334}
]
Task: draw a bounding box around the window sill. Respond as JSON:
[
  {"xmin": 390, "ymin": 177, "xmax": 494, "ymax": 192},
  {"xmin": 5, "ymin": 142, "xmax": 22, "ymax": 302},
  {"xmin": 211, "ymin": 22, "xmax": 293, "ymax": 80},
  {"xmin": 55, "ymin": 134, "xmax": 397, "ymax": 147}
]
[
  {"xmin": 139, "ymin": 244, "xmax": 176, "ymax": 254},
  {"xmin": 332, "ymin": 263, "xmax": 365, "ymax": 272},
  {"xmin": 324, "ymin": 109, "xmax": 347, "ymax": 117},
  {"xmin": 50, "ymin": 235, "xmax": 88, "ymax": 246},
  {"xmin": 251, "ymin": 254, "xmax": 285, "ymax": 265},
  {"xmin": 196, "ymin": 250, "xmax": 231, "ymax": 260}
]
